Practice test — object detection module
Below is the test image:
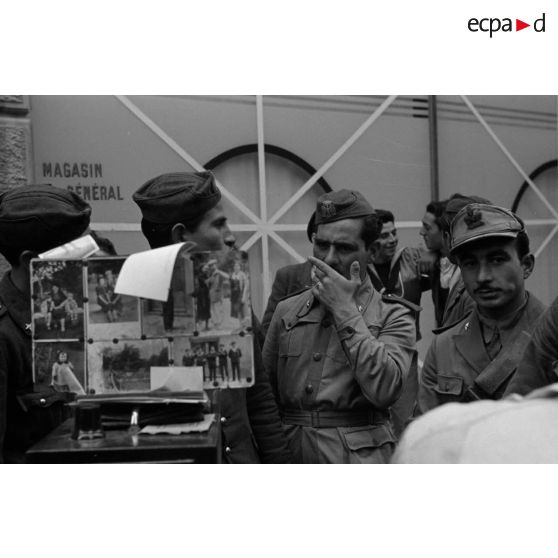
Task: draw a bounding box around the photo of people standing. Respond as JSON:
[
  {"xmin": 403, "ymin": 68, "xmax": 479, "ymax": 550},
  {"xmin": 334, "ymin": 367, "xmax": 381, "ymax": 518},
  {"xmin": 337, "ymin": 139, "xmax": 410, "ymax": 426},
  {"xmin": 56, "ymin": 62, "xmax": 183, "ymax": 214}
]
[
  {"xmin": 191, "ymin": 250, "xmax": 252, "ymax": 336},
  {"xmin": 173, "ymin": 333, "xmax": 252, "ymax": 388}
]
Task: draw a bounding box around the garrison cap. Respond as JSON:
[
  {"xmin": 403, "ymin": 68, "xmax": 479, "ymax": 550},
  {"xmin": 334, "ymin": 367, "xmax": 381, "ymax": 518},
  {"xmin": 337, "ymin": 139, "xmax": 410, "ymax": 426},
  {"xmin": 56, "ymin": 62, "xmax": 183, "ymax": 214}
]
[
  {"xmin": 314, "ymin": 190, "xmax": 374, "ymax": 226},
  {"xmin": 450, "ymin": 203, "xmax": 525, "ymax": 254},
  {"xmin": 133, "ymin": 171, "xmax": 221, "ymax": 224},
  {"xmin": 0, "ymin": 184, "xmax": 91, "ymax": 254}
]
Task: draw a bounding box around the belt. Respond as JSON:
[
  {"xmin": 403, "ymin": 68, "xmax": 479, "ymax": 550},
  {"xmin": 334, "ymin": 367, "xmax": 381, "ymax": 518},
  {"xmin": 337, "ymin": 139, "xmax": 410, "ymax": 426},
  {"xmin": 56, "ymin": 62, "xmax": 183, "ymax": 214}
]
[{"xmin": 281, "ymin": 409, "xmax": 380, "ymax": 428}]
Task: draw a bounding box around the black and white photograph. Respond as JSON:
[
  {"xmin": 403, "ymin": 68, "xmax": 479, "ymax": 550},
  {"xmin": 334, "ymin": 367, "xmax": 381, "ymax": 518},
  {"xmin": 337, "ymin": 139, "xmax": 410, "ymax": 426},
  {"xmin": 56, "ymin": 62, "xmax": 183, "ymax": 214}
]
[
  {"xmin": 87, "ymin": 339, "xmax": 169, "ymax": 395},
  {"xmin": 190, "ymin": 250, "xmax": 252, "ymax": 337},
  {"xmin": 141, "ymin": 255, "xmax": 196, "ymax": 337},
  {"xmin": 5, "ymin": 90, "xmax": 558, "ymax": 471},
  {"xmin": 86, "ymin": 257, "xmax": 141, "ymax": 340},
  {"xmin": 173, "ymin": 333, "xmax": 253, "ymax": 389},
  {"xmin": 31, "ymin": 260, "xmax": 85, "ymax": 340},
  {"xmin": 33, "ymin": 341, "xmax": 86, "ymax": 395}
]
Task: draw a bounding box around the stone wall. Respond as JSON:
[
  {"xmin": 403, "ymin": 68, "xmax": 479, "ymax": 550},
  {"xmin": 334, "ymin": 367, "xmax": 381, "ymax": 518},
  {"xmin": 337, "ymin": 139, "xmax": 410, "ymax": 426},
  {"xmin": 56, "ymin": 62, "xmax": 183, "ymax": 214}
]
[{"xmin": 0, "ymin": 95, "xmax": 33, "ymax": 275}]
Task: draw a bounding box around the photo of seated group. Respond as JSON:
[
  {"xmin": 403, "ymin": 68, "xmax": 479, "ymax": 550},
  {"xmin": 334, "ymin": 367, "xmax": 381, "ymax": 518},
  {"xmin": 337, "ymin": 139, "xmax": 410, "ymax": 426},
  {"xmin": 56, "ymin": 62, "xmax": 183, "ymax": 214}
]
[
  {"xmin": 30, "ymin": 251, "xmax": 254, "ymax": 398},
  {"xmin": 31, "ymin": 260, "xmax": 85, "ymax": 340}
]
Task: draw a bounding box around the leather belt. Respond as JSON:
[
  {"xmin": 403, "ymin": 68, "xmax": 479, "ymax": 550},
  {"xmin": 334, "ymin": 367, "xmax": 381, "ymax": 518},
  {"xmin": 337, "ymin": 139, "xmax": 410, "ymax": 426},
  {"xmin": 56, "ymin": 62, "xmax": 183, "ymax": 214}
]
[{"xmin": 281, "ymin": 409, "xmax": 379, "ymax": 428}]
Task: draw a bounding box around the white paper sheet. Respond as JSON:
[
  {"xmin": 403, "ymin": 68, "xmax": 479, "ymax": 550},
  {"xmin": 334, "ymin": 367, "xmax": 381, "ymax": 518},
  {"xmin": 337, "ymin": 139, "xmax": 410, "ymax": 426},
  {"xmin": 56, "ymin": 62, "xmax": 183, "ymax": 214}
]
[
  {"xmin": 150, "ymin": 366, "xmax": 204, "ymax": 392},
  {"xmin": 39, "ymin": 234, "xmax": 99, "ymax": 259},
  {"xmin": 139, "ymin": 414, "xmax": 216, "ymax": 435},
  {"xmin": 114, "ymin": 242, "xmax": 187, "ymax": 301}
]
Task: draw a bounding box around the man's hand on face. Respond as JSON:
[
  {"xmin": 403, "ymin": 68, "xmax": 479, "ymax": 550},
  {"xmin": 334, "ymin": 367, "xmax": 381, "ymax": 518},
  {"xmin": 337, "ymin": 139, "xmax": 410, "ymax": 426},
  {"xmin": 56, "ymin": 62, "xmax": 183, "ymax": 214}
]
[{"xmin": 309, "ymin": 255, "xmax": 362, "ymax": 318}]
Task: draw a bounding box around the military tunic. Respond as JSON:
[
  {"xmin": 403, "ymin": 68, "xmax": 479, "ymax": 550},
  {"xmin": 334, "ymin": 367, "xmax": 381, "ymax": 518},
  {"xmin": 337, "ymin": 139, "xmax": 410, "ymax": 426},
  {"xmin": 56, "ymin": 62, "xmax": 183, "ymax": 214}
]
[
  {"xmin": 263, "ymin": 276, "xmax": 416, "ymax": 464},
  {"xmin": 417, "ymin": 292, "xmax": 546, "ymax": 415}
]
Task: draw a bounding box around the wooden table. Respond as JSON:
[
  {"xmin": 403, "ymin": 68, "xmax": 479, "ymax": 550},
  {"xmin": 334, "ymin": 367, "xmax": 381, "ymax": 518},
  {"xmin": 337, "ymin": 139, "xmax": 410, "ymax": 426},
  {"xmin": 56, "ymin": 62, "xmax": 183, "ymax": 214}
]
[{"xmin": 26, "ymin": 418, "xmax": 221, "ymax": 464}]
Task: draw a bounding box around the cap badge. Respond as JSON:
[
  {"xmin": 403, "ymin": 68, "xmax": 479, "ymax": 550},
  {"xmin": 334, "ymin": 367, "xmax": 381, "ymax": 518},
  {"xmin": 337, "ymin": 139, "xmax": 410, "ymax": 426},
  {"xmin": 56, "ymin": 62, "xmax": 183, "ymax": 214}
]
[
  {"xmin": 464, "ymin": 206, "xmax": 484, "ymax": 230},
  {"xmin": 320, "ymin": 200, "xmax": 336, "ymax": 219}
]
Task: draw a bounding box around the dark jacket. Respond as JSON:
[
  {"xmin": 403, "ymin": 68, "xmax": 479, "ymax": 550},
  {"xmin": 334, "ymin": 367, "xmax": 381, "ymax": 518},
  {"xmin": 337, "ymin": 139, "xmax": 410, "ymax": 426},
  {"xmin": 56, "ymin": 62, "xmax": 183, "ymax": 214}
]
[
  {"xmin": 261, "ymin": 261, "xmax": 313, "ymax": 336},
  {"xmin": 0, "ymin": 273, "xmax": 67, "ymax": 463},
  {"xmin": 220, "ymin": 316, "xmax": 292, "ymax": 464},
  {"xmin": 505, "ymin": 296, "xmax": 558, "ymax": 396},
  {"xmin": 441, "ymin": 277, "xmax": 475, "ymax": 327}
]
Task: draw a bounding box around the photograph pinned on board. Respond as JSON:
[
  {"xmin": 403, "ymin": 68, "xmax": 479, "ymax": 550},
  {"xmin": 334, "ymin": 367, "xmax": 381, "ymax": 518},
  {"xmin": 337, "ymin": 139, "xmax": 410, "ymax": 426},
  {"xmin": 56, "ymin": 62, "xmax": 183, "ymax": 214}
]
[
  {"xmin": 86, "ymin": 338, "xmax": 169, "ymax": 395},
  {"xmin": 33, "ymin": 341, "xmax": 86, "ymax": 395},
  {"xmin": 190, "ymin": 250, "xmax": 252, "ymax": 337},
  {"xmin": 31, "ymin": 260, "xmax": 85, "ymax": 340},
  {"xmin": 141, "ymin": 254, "xmax": 196, "ymax": 337},
  {"xmin": 174, "ymin": 333, "xmax": 254, "ymax": 389},
  {"xmin": 86, "ymin": 258, "xmax": 141, "ymax": 340}
]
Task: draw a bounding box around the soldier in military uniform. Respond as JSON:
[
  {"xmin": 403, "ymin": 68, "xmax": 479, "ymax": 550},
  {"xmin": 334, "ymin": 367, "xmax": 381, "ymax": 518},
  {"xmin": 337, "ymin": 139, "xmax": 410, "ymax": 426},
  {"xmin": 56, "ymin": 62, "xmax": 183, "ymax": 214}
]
[
  {"xmin": 0, "ymin": 184, "xmax": 91, "ymax": 463},
  {"xmin": 263, "ymin": 190, "xmax": 416, "ymax": 464},
  {"xmin": 416, "ymin": 203, "xmax": 546, "ymax": 415},
  {"xmin": 368, "ymin": 208, "xmax": 432, "ymax": 437},
  {"xmin": 133, "ymin": 171, "xmax": 292, "ymax": 463}
]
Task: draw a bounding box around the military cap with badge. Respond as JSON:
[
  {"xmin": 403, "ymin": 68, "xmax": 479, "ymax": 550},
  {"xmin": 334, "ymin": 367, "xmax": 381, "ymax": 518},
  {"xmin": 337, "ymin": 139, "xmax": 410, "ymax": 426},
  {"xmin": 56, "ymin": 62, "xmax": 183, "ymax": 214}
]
[{"xmin": 450, "ymin": 203, "xmax": 525, "ymax": 254}]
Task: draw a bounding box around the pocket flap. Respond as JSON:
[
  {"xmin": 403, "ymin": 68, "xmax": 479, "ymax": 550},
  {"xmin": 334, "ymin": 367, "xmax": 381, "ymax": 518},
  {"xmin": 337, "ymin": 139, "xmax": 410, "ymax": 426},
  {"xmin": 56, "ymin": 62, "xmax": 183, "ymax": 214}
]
[
  {"xmin": 434, "ymin": 374, "xmax": 464, "ymax": 396},
  {"xmin": 342, "ymin": 425, "xmax": 395, "ymax": 451}
]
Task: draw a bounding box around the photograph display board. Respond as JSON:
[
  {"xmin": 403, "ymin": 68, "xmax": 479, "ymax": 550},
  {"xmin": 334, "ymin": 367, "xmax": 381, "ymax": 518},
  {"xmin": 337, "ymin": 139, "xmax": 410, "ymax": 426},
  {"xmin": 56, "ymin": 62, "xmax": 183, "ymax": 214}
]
[{"xmin": 30, "ymin": 251, "xmax": 254, "ymax": 399}]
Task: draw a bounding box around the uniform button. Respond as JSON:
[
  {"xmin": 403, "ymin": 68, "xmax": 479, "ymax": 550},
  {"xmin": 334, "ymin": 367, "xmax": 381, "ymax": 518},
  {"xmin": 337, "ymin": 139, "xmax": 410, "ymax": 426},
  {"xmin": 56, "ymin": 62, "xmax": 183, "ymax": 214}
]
[
  {"xmin": 305, "ymin": 384, "xmax": 313, "ymax": 394},
  {"xmin": 220, "ymin": 416, "xmax": 227, "ymax": 424},
  {"xmin": 345, "ymin": 326, "xmax": 355, "ymax": 334},
  {"xmin": 39, "ymin": 398, "xmax": 46, "ymax": 406},
  {"xmin": 358, "ymin": 305, "xmax": 363, "ymax": 312},
  {"xmin": 313, "ymin": 352, "xmax": 322, "ymax": 361},
  {"xmin": 225, "ymin": 446, "xmax": 231, "ymax": 454}
]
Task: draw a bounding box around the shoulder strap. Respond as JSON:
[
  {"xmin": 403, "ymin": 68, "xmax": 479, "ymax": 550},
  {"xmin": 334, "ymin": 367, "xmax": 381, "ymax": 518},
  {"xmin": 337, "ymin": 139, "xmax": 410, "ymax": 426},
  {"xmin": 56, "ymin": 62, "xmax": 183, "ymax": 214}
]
[
  {"xmin": 473, "ymin": 329, "xmax": 532, "ymax": 396},
  {"xmin": 381, "ymin": 293, "xmax": 421, "ymax": 314}
]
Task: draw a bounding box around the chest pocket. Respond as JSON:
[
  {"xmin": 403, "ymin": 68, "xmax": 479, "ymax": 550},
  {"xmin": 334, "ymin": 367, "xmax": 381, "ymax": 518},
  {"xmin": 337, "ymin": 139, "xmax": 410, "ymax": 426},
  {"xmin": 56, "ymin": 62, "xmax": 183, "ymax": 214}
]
[
  {"xmin": 433, "ymin": 374, "xmax": 464, "ymax": 396},
  {"xmin": 278, "ymin": 327, "xmax": 303, "ymax": 357}
]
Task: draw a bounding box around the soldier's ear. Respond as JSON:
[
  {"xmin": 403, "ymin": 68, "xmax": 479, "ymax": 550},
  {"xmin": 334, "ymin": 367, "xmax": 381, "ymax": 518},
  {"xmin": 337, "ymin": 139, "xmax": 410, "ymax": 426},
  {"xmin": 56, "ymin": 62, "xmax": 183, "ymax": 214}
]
[
  {"xmin": 171, "ymin": 223, "xmax": 188, "ymax": 244},
  {"xmin": 521, "ymin": 253, "xmax": 535, "ymax": 279},
  {"xmin": 19, "ymin": 250, "xmax": 37, "ymax": 268}
]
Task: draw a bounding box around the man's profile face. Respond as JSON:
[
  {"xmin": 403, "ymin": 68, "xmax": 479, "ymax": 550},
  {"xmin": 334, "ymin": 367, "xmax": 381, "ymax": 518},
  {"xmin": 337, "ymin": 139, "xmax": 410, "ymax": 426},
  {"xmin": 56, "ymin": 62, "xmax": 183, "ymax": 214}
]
[
  {"xmin": 420, "ymin": 212, "xmax": 444, "ymax": 252},
  {"xmin": 313, "ymin": 218, "xmax": 370, "ymax": 280},
  {"xmin": 374, "ymin": 221, "xmax": 398, "ymax": 263},
  {"xmin": 186, "ymin": 203, "xmax": 233, "ymax": 251},
  {"xmin": 456, "ymin": 237, "xmax": 531, "ymax": 318}
]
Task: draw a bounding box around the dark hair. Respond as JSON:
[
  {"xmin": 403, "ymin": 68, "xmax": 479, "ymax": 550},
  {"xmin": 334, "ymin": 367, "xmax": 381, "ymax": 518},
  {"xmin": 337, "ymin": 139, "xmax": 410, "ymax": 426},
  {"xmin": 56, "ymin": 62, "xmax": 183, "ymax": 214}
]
[
  {"xmin": 0, "ymin": 247, "xmax": 23, "ymax": 266},
  {"xmin": 425, "ymin": 199, "xmax": 448, "ymax": 228},
  {"xmin": 439, "ymin": 193, "xmax": 492, "ymax": 234},
  {"xmin": 140, "ymin": 214, "xmax": 206, "ymax": 249},
  {"xmin": 361, "ymin": 213, "xmax": 381, "ymax": 249},
  {"xmin": 515, "ymin": 230, "xmax": 530, "ymax": 259},
  {"xmin": 90, "ymin": 231, "xmax": 117, "ymax": 256},
  {"xmin": 375, "ymin": 209, "xmax": 395, "ymax": 226}
]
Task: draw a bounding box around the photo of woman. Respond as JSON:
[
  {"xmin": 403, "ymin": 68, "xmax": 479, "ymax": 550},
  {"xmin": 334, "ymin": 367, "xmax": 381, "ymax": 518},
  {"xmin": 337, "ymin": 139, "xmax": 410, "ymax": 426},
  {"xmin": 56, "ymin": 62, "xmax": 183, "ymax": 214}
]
[{"xmin": 51, "ymin": 350, "xmax": 86, "ymax": 395}]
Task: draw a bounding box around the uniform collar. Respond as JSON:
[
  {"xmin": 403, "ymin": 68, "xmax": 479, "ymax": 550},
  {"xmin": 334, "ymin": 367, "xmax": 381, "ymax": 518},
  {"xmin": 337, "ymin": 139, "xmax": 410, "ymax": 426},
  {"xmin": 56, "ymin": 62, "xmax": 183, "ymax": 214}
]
[
  {"xmin": 0, "ymin": 272, "xmax": 32, "ymax": 335},
  {"xmin": 476, "ymin": 292, "xmax": 529, "ymax": 332}
]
